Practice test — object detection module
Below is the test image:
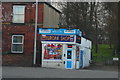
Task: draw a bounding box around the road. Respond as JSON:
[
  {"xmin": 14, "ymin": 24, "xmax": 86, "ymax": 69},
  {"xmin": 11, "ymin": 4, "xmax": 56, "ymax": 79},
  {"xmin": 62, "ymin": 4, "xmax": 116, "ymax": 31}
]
[{"xmin": 2, "ymin": 66, "xmax": 118, "ymax": 78}]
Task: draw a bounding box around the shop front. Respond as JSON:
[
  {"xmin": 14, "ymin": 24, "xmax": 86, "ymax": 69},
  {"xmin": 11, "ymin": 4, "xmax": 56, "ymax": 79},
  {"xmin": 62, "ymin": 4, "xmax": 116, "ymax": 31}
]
[{"xmin": 39, "ymin": 28, "xmax": 91, "ymax": 69}]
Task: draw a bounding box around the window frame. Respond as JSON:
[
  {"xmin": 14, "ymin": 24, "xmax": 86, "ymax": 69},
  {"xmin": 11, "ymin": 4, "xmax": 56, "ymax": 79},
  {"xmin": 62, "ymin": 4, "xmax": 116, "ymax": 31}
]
[
  {"xmin": 11, "ymin": 35, "xmax": 24, "ymax": 53},
  {"xmin": 12, "ymin": 5, "xmax": 25, "ymax": 23}
]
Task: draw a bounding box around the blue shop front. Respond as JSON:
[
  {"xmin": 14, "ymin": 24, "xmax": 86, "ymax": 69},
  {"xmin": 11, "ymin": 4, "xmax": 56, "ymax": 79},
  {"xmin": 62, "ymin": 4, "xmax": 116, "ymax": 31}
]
[{"xmin": 39, "ymin": 28, "xmax": 91, "ymax": 69}]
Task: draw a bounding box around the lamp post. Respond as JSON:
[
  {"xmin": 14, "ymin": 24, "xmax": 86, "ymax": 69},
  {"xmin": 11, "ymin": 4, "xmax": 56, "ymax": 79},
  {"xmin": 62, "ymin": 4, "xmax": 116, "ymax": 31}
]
[{"xmin": 33, "ymin": 0, "xmax": 38, "ymax": 64}]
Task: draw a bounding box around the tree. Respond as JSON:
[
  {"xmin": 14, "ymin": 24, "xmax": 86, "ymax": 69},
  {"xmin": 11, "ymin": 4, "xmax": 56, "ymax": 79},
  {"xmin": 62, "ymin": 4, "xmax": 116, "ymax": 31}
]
[
  {"xmin": 53, "ymin": 2, "xmax": 119, "ymax": 54},
  {"xmin": 103, "ymin": 2, "xmax": 119, "ymax": 55},
  {"xmin": 61, "ymin": 2, "xmax": 95, "ymax": 40},
  {"xmin": 61, "ymin": 2, "xmax": 106, "ymax": 53},
  {"xmin": 118, "ymin": 2, "xmax": 120, "ymax": 54}
]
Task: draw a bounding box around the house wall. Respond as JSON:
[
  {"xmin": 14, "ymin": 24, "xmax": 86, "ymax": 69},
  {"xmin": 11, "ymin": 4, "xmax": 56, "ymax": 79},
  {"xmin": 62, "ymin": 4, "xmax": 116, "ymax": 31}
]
[
  {"xmin": 43, "ymin": 4, "xmax": 60, "ymax": 28},
  {"xmin": 2, "ymin": 2, "xmax": 44, "ymax": 25},
  {"xmin": 2, "ymin": 2, "xmax": 44, "ymax": 66}
]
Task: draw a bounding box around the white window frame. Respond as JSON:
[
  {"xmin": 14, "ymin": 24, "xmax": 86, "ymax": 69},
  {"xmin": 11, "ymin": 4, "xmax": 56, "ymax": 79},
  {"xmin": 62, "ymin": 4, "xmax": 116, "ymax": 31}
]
[
  {"xmin": 12, "ymin": 5, "xmax": 25, "ymax": 23},
  {"xmin": 11, "ymin": 35, "xmax": 24, "ymax": 53}
]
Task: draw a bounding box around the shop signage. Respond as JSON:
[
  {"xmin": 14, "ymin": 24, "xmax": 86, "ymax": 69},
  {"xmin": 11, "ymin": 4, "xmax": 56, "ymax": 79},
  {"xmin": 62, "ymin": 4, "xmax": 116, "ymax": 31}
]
[
  {"xmin": 76, "ymin": 35, "xmax": 81, "ymax": 44},
  {"xmin": 64, "ymin": 30, "xmax": 75, "ymax": 33},
  {"xmin": 39, "ymin": 29, "xmax": 51, "ymax": 33},
  {"xmin": 41, "ymin": 35, "xmax": 74, "ymax": 42},
  {"xmin": 39, "ymin": 28, "xmax": 82, "ymax": 36}
]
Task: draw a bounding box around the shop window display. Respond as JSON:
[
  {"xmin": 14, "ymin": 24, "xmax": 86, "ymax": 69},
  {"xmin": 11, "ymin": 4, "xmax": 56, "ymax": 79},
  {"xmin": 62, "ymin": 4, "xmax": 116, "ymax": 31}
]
[
  {"xmin": 44, "ymin": 44, "xmax": 62, "ymax": 60},
  {"xmin": 76, "ymin": 46, "xmax": 79, "ymax": 61}
]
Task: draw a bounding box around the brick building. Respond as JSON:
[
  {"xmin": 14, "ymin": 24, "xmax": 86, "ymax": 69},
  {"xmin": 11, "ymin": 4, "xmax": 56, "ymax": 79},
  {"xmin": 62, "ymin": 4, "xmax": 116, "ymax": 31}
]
[{"xmin": 1, "ymin": 0, "xmax": 61, "ymax": 66}]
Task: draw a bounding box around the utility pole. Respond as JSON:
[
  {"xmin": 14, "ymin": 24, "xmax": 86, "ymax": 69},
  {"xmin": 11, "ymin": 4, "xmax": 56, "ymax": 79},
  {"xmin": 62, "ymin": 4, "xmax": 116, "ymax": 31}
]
[{"xmin": 33, "ymin": 0, "xmax": 38, "ymax": 64}]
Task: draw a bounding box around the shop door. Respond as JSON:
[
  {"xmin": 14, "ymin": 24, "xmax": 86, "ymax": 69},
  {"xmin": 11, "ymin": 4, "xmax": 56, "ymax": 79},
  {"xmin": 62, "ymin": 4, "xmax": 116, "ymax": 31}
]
[{"xmin": 66, "ymin": 49, "xmax": 73, "ymax": 69}]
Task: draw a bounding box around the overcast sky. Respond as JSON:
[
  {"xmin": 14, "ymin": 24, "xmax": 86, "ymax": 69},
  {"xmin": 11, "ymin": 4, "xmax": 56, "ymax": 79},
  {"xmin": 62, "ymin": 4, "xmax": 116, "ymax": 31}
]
[{"xmin": 0, "ymin": 0, "xmax": 120, "ymax": 2}]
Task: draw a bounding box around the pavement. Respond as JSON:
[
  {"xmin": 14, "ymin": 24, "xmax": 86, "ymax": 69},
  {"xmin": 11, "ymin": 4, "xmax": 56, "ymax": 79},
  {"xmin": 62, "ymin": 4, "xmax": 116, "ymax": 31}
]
[
  {"xmin": 1, "ymin": 65, "xmax": 119, "ymax": 78},
  {"xmin": 85, "ymin": 64, "xmax": 118, "ymax": 72}
]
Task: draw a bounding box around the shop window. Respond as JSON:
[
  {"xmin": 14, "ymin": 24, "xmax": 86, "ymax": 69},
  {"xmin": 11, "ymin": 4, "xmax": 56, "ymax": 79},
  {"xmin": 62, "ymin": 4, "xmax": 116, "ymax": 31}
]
[
  {"xmin": 12, "ymin": 5, "xmax": 25, "ymax": 23},
  {"xmin": 44, "ymin": 44, "xmax": 62, "ymax": 60},
  {"xmin": 11, "ymin": 35, "xmax": 24, "ymax": 53},
  {"xmin": 67, "ymin": 50, "xmax": 72, "ymax": 59}
]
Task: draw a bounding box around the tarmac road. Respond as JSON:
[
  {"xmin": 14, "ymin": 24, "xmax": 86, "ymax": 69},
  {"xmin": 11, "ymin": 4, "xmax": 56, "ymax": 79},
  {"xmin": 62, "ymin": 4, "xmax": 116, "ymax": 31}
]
[{"xmin": 2, "ymin": 66, "xmax": 118, "ymax": 78}]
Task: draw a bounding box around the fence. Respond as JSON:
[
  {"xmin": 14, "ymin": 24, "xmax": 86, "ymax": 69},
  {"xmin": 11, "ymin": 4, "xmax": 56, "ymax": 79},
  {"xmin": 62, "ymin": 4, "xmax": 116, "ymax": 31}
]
[{"xmin": 92, "ymin": 56, "xmax": 118, "ymax": 65}]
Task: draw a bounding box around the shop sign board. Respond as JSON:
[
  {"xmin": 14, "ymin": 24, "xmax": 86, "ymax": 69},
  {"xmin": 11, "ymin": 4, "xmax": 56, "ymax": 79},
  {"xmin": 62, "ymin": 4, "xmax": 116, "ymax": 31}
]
[
  {"xmin": 76, "ymin": 35, "xmax": 81, "ymax": 44},
  {"xmin": 41, "ymin": 35, "xmax": 74, "ymax": 42},
  {"xmin": 39, "ymin": 28, "xmax": 82, "ymax": 36}
]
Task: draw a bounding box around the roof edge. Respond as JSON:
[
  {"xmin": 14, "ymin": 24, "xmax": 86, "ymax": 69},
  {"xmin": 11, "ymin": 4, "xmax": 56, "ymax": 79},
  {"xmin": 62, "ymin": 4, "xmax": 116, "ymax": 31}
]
[{"xmin": 1, "ymin": 0, "xmax": 62, "ymax": 13}]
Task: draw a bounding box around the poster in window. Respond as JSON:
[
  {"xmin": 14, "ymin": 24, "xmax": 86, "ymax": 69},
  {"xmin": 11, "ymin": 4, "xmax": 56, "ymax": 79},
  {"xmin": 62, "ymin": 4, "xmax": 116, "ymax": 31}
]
[
  {"xmin": 76, "ymin": 46, "xmax": 80, "ymax": 61},
  {"xmin": 44, "ymin": 44, "xmax": 62, "ymax": 60}
]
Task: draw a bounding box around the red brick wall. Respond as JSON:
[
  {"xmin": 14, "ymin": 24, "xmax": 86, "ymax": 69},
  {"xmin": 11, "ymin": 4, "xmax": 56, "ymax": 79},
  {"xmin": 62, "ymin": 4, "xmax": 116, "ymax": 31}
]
[
  {"xmin": 2, "ymin": 2, "xmax": 44, "ymax": 24},
  {"xmin": 2, "ymin": 54, "xmax": 33, "ymax": 66},
  {"xmin": 2, "ymin": 25, "xmax": 42, "ymax": 66},
  {"xmin": 2, "ymin": 2, "xmax": 43, "ymax": 66},
  {"xmin": 2, "ymin": 25, "xmax": 35, "ymax": 53}
]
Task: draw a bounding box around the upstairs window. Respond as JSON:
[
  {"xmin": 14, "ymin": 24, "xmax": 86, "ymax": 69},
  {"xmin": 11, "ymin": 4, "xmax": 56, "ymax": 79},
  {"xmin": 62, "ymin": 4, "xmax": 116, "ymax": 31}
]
[
  {"xmin": 11, "ymin": 35, "xmax": 24, "ymax": 53},
  {"xmin": 13, "ymin": 5, "xmax": 25, "ymax": 23}
]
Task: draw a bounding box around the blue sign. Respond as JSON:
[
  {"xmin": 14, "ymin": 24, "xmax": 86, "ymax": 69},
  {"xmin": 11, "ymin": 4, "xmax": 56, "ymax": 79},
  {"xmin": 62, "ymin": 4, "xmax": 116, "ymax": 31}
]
[
  {"xmin": 80, "ymin": 50, "xmax": 84, "ymax": 68},
  {"xmin": 39, "ymin": 28, "xmax": 82, "ymax": 36},
  {"xmin": 41, "ymin": 35, "xmax": 74, "ymax": 42}
]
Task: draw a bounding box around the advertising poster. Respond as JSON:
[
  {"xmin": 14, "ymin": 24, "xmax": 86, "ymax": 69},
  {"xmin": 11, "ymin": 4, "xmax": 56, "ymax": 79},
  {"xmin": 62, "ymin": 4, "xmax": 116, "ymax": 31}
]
[
  {"xmin": 44, "ymin": 44, "xmax": 62, "ymax": 60},
  {"xmin": 76, "ymin": 46, "xmax": 80, "ymax": 61}
]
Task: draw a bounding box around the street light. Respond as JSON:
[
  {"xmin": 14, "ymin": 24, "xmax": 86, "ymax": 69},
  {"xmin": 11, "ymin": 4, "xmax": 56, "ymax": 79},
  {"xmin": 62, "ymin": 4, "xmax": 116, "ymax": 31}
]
[{"xmin": 33, "ymin": 0, "xmax": 38, "ymax": 64}]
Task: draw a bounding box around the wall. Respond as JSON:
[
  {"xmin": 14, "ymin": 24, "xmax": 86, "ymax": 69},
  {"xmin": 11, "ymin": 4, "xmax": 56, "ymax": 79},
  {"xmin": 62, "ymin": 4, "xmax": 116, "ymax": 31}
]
[
  {"xmin": 2, "ymin": 2, "xmax": 60, "ymax": 66},
  {"xmin": 2, "ymin": 2, "xmax": 43, "ymax": 66},
  {"xmin": 2, "ymin": 2, "xmax": 44, "ymax": 26},
  {"xmin": 80, "ymin": 37, "xmax": 92, "ymax": 68},
  {"xmin": 2, "ymin": 24, "xmax": 40, "ymax": 66},
  {"xmin": 43, "ymin": 4, "xmax": 60, "ymax": 28}
]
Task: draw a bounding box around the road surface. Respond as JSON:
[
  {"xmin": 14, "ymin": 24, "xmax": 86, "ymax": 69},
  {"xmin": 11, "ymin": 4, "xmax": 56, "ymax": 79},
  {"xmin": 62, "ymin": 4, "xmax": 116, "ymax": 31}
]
[{"xmin": 2, "ymin": 66, "xmax": 118, "ymax": 78}]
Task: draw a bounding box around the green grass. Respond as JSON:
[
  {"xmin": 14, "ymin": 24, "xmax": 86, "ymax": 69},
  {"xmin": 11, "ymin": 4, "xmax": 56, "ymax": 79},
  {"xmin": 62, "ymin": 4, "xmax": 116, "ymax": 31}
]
[{"xmin": 92, "ymin": 44, "xmax": 114, "ymax": 62}]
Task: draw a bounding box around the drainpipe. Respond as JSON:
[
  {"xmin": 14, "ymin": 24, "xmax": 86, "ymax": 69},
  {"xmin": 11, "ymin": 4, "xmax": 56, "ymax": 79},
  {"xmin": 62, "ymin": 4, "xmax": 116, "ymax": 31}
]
[{"xmin": 33, "ymin": 0, "xmax": 38, "ymax": 64}]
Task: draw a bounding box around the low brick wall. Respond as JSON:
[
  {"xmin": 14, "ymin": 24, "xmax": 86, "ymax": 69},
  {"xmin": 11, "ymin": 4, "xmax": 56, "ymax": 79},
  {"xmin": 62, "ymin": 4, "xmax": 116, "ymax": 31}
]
[{"xmin": 2, "ymin": 54, "xmax": 33, "ymax": 67}]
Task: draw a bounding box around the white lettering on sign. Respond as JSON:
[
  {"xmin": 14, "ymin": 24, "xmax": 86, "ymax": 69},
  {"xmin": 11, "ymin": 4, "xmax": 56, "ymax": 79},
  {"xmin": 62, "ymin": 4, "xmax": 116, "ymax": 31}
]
[
  {"xmin": 64, "ymin": 30, "xmax": 75, "ymax": 33},
  {"xmin": 39, "ymin": 29, "xmax": 51, "ymax": 33},
  {"xmin": 52, "ymin": 30, "xmax": 62, "ymax": 33}
]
